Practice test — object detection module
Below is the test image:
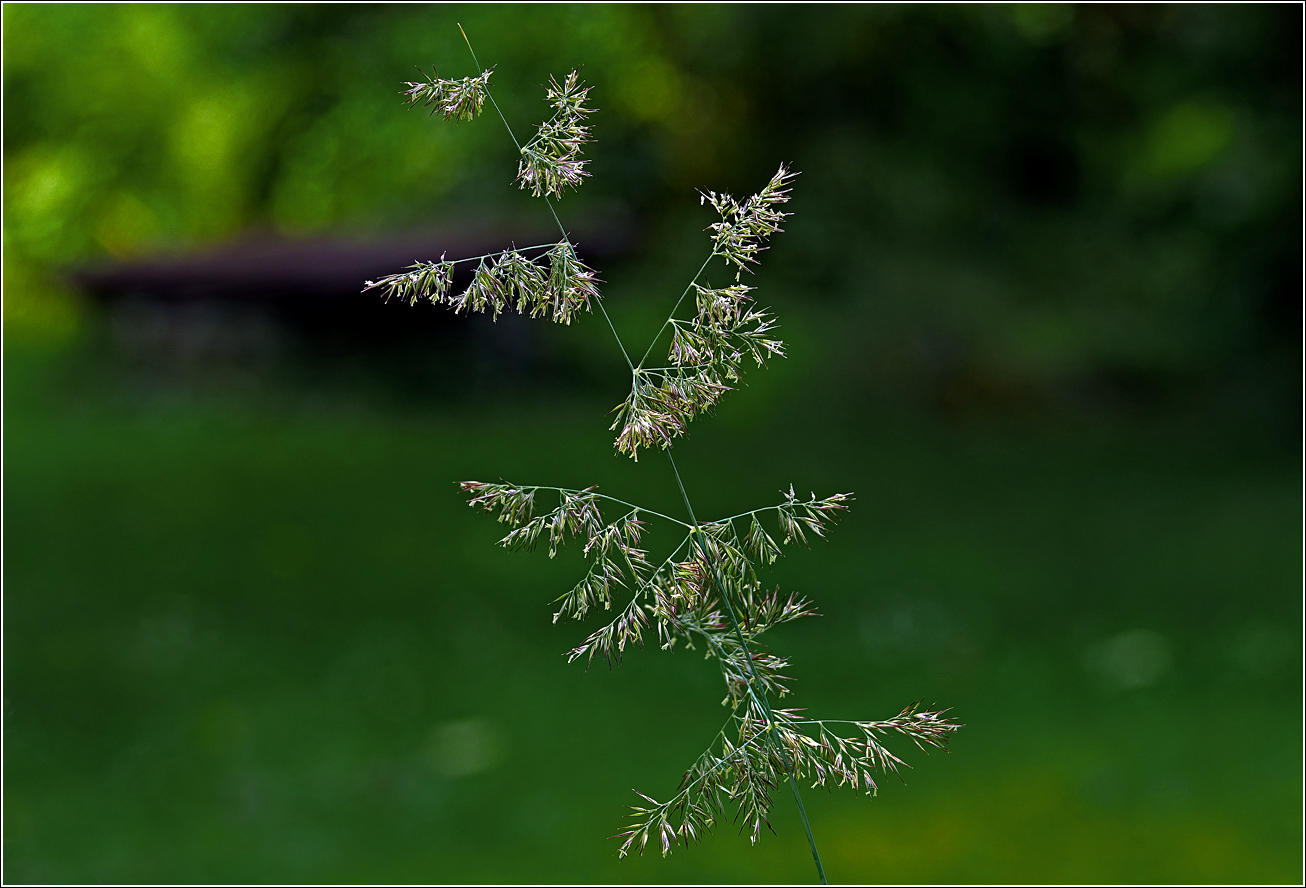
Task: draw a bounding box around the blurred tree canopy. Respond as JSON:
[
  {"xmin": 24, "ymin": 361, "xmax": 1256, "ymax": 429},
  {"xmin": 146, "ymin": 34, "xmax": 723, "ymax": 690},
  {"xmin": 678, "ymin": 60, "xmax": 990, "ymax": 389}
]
[{"xmin": 3, "ymin": 3, "xmax": 1300, "ymax": 426}]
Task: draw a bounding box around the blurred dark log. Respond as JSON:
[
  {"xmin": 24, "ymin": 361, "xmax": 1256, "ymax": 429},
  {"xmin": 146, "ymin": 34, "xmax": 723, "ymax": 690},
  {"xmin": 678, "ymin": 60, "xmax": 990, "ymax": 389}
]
[{"xmin": 64, "ymin": 215, "xmax": 638, "ymax": 389}]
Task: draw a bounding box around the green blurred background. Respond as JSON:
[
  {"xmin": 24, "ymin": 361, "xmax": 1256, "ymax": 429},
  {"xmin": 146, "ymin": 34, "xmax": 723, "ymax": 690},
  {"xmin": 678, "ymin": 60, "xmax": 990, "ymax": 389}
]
[{"xmin": 4, "ymin": 3, "xmax": 1301, "ymax": 884}]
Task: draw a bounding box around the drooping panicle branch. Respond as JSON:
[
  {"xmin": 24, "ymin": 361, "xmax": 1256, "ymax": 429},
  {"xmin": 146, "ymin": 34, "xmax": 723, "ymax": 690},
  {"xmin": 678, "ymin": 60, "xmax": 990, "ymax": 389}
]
[
  {"xmin": 363, "ymin": 239, "xmax": 599, "ymax": 325},
  {"xmin": 462, "ymin": 481, "xmax": 603, "ymax": 557},
  {"xmin": 555, "ymin": 511, "xmax": 651, "ymax": 622}
]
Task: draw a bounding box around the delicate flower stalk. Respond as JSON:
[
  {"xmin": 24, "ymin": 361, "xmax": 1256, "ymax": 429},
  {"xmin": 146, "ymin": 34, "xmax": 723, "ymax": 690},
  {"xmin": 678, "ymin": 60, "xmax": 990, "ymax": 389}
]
[{"xmin": 371, "ymin": 29, "xmax": 960, "ymax": 882}]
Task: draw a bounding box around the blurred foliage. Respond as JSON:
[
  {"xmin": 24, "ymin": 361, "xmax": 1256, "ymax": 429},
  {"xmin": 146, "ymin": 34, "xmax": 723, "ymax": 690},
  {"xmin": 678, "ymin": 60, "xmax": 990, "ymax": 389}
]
[{"xmin": 3, "ymin": 3, "xmax": 1301, "ymax": 426}]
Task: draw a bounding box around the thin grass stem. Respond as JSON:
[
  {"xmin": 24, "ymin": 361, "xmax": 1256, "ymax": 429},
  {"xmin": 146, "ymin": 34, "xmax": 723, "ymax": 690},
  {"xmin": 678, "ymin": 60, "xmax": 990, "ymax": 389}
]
[
  {"xmin": 637, "ymin": 251, "xmax": 715, "ymax": 368},
  {"xmin": 519, "ymin": 486, "xmax": 689, "ymax": 529},
  {"xmin": 449, "ymin": 243, "xmax": 558, "ymax": 264}
]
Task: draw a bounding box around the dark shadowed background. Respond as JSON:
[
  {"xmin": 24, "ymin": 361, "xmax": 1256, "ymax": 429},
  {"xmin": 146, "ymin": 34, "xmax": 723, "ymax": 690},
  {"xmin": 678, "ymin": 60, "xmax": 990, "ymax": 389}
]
[{"xmin": 4, "ymin": 4, "xmax": 1301, "ymax": 884}]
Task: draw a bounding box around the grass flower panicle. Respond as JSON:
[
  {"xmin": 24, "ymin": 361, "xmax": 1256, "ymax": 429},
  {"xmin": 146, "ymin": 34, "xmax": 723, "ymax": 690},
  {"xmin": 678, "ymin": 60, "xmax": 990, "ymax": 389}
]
[{"xmin": 369, "ymin": 27, "xmax": 959, "ymax": 883}]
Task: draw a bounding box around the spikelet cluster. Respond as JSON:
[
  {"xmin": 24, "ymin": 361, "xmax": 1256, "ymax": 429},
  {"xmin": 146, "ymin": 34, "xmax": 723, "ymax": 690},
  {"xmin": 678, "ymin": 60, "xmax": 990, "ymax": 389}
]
[
  {"xmin": 517, "ymin": 71, "xmax": 594, "ymax": 198},
  {"xmin": 701, "ymin": 164, "xmax": 798, "ymax": 276},
  {"xmin": 613, "ymin": 281, "xmax": 786, "ymax": 459},
  {"xmin": 363, "ymin": 239, "xmax": 599, "ymax": 325},
  {"xmin": 402, "ymin": 67, "xmax": 494, "ymax": 121},
  {"xmin": 609, "ymin": 165, "xmax": 796, "ymax": 460}
]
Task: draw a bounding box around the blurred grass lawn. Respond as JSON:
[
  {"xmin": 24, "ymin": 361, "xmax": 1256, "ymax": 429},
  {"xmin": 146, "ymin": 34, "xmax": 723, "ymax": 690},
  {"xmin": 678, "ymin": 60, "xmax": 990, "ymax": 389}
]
[{"xmin": 3, "ymin": 331, "xmax": 1300, "ymax": 885}]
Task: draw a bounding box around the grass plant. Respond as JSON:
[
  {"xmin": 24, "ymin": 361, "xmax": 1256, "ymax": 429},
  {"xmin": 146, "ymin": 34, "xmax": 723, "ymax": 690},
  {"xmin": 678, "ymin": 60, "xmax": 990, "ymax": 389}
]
[{"xmin": 364, "ymin": 26, "xmax": 960, "ymax": 882}]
